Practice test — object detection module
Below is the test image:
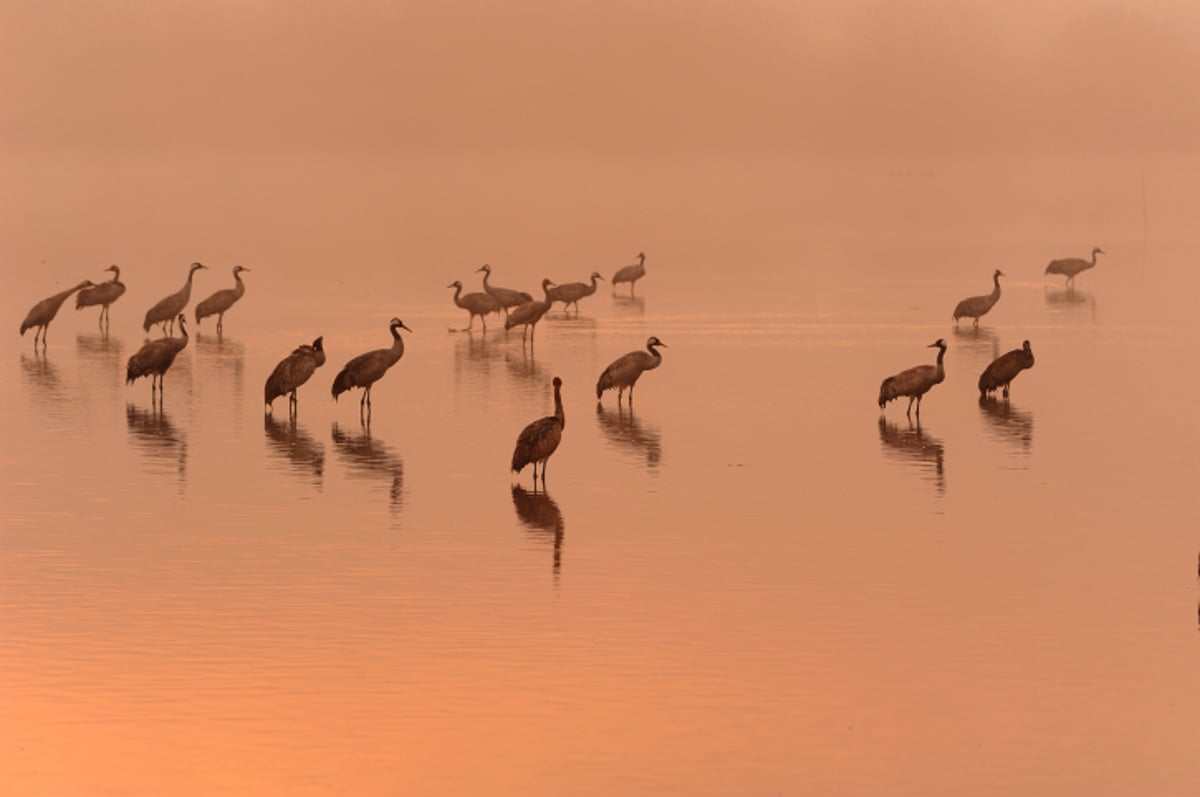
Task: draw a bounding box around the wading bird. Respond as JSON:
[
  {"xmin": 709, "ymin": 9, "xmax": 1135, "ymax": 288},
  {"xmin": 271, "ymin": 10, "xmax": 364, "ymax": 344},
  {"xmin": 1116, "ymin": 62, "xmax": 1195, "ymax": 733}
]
[
  {"xmin": 952, "ymin": 269, "xmax": 1004, "ymax": 327},
  {"xmin": 878, "ymin": 338, "xmax": 947, "ymax": 418},
  {"xmin": 512, "ymin": 376, "xmax": 565, "ymax": 486},
  {"xmin": 504, "ymin": 278, "xmax": 556, "ymax": 345},
  {"xmin": 144, "ymin": 262, "xmax": 206, "ymax": 336},
  {"xmin": 20, "ymin": 279, "xmax": 95, "ymax": 347},
  {"xmin": 477, "ymin": 264, "xmax": 533, "ymax": 319},
  {"xmin": 75, "ymin": 265, "xmax": 126, "ymax": 328},
  {"xmin": 978, "ymin": 339, "xmax": 1035, "ymax": 399},
  {"xmin": 447, "ymin": 280, "xmax": 502, "ymax": 332},
  {"xmin": 126, "ymin": 313, "xmax": 190, "ymax": 400},
  {"xmin": 265, "ymin": 336, "xmax": 326, "ymax": 416},
  {"xmin": 195, "ymin": 265, "xmax": 249, "ymax": 334},
  {"xmin": 549, "ymin": 271, "xmax": 604, "ymax": 313},
  {"xmin": 331, "ymin": 317, "xmax": 411, "ymax": 421},
  {"xmin": 596, "ymin": 336, "xmax": 667, "ymax": 406},
  {"xmin": 1045, "ymin": 246, "xmax": 1104, "ymax": 287},
  {"xmin": 612, "ymin": 252, "xmax": 646, "ymax": 296}
]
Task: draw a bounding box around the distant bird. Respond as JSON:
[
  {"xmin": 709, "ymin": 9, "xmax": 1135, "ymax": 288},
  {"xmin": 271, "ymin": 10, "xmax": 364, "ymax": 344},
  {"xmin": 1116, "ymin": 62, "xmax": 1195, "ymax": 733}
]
[
  {"xmin": 477, "ymin": 264, "xmax": 533, "ymax": 318},
  {"xmin": 1045, "ymin": 246, "xmax": 1104, "ymax": 287},
  {"xmin": 265, "ymin": 336, "xmax": 327, "ymax": 416},
  {"xmin": 512, "ymin": 376, "xmax": 565, "ymax": 486},
  {"xmin": 612, "ymin": 252, "xmax": 647, "ymax": 296},
  {"xmin": 504, "ymin": 278, "xmax": 556, "ymax": 345},
  {"xmin": 596, "ymin": 336, "xmax": 667, "ymax": 406},
  {"xmin": 144, "ymin": 262, "xmax": 207, "ymax": 336},
  {"xmin": 75, "ymin": 265, "xmax": 126, "ymax": 328},
  {"xmin": 978, "ymin": 339, "xmax": 1035, "ymax": 399},
  {"xmin": 195, "ymin": 265, "xmax": 249, "ymax": 334},
  {"xmin": 447, "ymin": 280, "xmax": 502, "ymax": 332},
  {"xmin": 20, "ymin": 279, "xmax": 95, "ymax": 347},
  {"xmin": 331, "ymin": 317, "xmax": 411, "ymax": 420},
  {"xmin": 126, "ymin": 313, "xmax": 190, "ymax": 399},
  {"xmin": 878, "ymin": 338, "xmax": 947, "ymax": 418},
  {"xmin": 952, "ymin": 269, "xmax": 1004, "ymax": 327},
  {"xmin": 549, "ymin": 271, "xmax": 604, "ymax": 313}
]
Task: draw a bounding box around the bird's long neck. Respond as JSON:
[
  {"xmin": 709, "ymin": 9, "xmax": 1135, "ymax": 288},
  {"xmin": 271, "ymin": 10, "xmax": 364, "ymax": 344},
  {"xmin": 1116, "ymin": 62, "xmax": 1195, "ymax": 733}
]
[
  {"xmin": 586, "ymin": 275, "xmax": 600, "ymax": 294},
  {"xmin": 451, "ymin": 283, "xmax": 463, "ymax": 305},
  {"xmin": 541, "ymin": 282, "xmax": 554, "ymax": 302},
  {"xmin": 553, "ymin": 383, "xmax": 564, "ymax": 429},
  {"xmin": 1089, "ymin": 250, "xmax": 1100, "ymax": 268},
  {"xmin": 233, "ymin": 272, "xmax": 246, "ymax": 297},
  {"xmin": 935, "ymin": 344, "xmax": 946, "ymax": 368},
  {"xmin": 110, "ymin": 268, "xmax": 121, "ymax": 283},
  {"xmin": 388, "ymin": 324, "xmax": 405, "ymax": 360},
  {"xmin": 481, "ymin": 269, "xmax": 492, "ymax": 289},
  {"xmin": 991, "ymin": 273, "xmax": 1001, "ymax": 296},
  {"xmin": 49, "ymin": 282, "xmax": 90, "ymax": 309},
  {"xmin": 175, "ymin": 320, "xmax": 189, "ymax": 348}
]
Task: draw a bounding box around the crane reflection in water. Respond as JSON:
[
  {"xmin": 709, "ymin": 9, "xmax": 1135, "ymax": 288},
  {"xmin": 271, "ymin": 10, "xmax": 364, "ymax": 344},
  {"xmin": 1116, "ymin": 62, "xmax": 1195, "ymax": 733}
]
[
  {"xmin": 878, "ymin": 416, "xmax": 945, "ymax": 494},
  {"xmin": 511, "ymin": 485, "xmax": 564, "ymax": 578}
]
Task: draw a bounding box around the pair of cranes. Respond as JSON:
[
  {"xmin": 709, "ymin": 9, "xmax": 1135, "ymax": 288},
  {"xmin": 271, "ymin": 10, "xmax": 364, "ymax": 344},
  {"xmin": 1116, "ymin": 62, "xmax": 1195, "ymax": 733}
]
[{"xmin": 949, "ymin": 247, "xmax": 1103, "ymax": 328}]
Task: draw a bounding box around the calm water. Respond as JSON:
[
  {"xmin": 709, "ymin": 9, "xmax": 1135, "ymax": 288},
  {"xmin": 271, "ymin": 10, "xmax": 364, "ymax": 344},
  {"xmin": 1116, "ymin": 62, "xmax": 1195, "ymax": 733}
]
[{"xmin": 3, "ymin": 159, "xmax": 1200, "ymax": 795}]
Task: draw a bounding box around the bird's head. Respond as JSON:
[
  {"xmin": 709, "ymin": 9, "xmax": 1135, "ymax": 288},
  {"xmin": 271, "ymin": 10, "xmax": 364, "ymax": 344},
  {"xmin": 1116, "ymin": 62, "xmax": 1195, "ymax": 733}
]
[
  {"xmin": 234, "ymin": 265, "xmax": 250, "ymax": 274},
  {"xmin": 928, "ymin": 338, "xmax": 946, "ymax": 349},
  {"xmin": 592, "ymin": 271, "xmax": 605, "ymax": 280},
  {"xmin": 994, "ymin": 269, "xmax": 1005, "ymax": 278},
  {"xmin": 476, "ymin": 264, "xmax": 491, "ymax": 274},
  {"xmin": 79, "ymin": 279, "xmax": 96, "ymax": 288},
  {"xmin": 313, "ymin": 336, "xmax": 324, "ymax": 351},
  {"xmin": 637, "ymin": 252, "xmax": 646, "ymax": 260},
  {"xmin": 542, "ymin": 278, "xmax": 556, "ymax": 288},
  {"xmin": 177, "ymin": 313, "xmax": 187, "ymax": 327},
  {"xmin": 190, "ymin": 262, "xmax": 207, "ymax": 271},
  {"xmin": 389, "ymin": 317, "xmax": 412, "ymax": 333},
  {"xmin": 1093, "ymin": 247, "xmax": 1105, "ymax": 256},
  {"xmin": 104, "ymin": 264, "xmax": 119, "ymax": 274},
  {"xmin": 648, "ymin": 336, "xmax": 667, "ymax": 348},
  {"xmin": 447, "ymin": 280, "xmax": 462, "ymax": 289},
  {"xmin": 552, "ymin": 376, "xmax": 562, "ymax": 388},
  {"xmin": 1022, "ymin": 340, "xmax": 1032, "ymax": 352}
]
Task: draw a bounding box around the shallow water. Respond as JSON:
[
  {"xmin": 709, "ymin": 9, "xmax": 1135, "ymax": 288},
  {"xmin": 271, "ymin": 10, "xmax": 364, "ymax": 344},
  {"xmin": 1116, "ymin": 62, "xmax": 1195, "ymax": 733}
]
[{"xmin": 2, "ymin": 155, "xmax": 1200, "ymax": 795}]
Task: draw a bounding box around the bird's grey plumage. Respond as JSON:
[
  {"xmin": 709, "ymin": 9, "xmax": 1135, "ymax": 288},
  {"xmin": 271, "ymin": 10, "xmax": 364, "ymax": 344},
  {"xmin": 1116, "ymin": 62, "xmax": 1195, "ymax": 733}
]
[
  {"xmin": 596, "ymin": 336, "xmax": 667, "ymax": 405},
  {"xmin": 126, "ymin": 313, "xmax": 189, "ymax": 398},
  {"xmin": 448, "ymin": 280, "xmax": 502, "ymax": 331},
  {"xmin": 978, "ymin": 339, "xmax": 1034, "ymax": 398},
  {"xmin": 952, "ymin": 269, "xmax": 1004, "ymax": 326},
  {"xmin": 195, "ymin": 265, "xmax": 249, "ymax": 334},
  {"xmin": 878, "ymin": 338, "xmax": 947, "ymax": 418},
  {"xmin": 477, "ymin": 264, "xmax": 533, "ymax": 317},
  {"xmin": 20, "ymin": 279, "xmax": 95, "ymax": 347},
  {"xmin": 331, "ymin": 317, "xmax": 411, "ymax": 420},
  {"xmin": 504, "ymin": 278, "xmax": 556, "ymax": 344},
  {"xmin": 549, "ymin": 271, "xmax": 604, "ymax": 313},
  {"xmin": 265, "ymin": 336, "xmax": 326, "ymax": 414},
  {"xmin": 75, "ymin": 265, "xmax": 126, "ymax": 327},
  {"xmin": 144, "ymin": 262, "xmax": 206, "ymax": 336},
  {"xmin": 612, "ymin": 252, "xmax": 646, "ymax": 296},
  {"xmin": 1045, "ymin": 247, "xmax": 1104, "ymax": 286},
  {"xmin": 512, "ymin": 376, "xmax": 565, "ymax": 485}
]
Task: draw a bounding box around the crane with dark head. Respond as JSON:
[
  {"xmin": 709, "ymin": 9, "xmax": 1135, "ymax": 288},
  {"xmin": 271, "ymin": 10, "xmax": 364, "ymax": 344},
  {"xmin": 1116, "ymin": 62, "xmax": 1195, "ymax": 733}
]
[
  {"xmin": 512, "ymin": 377, "xmax": 565, "ymax": 487},
  {"xmin": 952, "ymin": 269, "xmax": 1004, "ymax": 327},
  {"xmin": 332, "ymin": 318, "xmax": 411, "ymax": 422},
  {"xmin": 878, "ymin": 339, "xmax": 947, "ymax": 419},
  {"xmin": 596, "ymin": 336, "xmax": 667, "ymax": 406},
  {"xmin": 265, "ymin": 336, "xmax": 326, "ymax": 416},
  {"xmin": 144, "ymin": 262, "xmax": 206, "ymax": 336},
  {"xmin": 978, "ymin": 340, "xmax": 1035, "ymax": 399},
  {"xmin": 195, "ymin": 265, "xmax": 250, "ymax": 335},
  {"xmin": 126, "ymin": 313, "xmax": 190, "ymax": 402},
  {"xmin": 1045, "ymin": 247, "xmax": 1104, "ymax": 287},
  {"xmin": 75, "ymin": 265, "xmax": 126, "ymax": 329}
]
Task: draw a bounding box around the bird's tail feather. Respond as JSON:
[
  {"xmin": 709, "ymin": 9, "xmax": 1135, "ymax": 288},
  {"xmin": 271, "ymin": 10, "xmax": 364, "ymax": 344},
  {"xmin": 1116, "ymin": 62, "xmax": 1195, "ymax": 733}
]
[{"xmin": 331, "ymin": 367, "xmax": 352, "ymax": 400}]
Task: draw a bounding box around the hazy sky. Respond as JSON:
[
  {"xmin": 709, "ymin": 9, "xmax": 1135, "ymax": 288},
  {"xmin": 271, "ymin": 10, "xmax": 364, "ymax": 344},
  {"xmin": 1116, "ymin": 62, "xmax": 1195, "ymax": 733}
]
[{"xmin": 3, "ymin": 0, "xmax": 1199, "ymax": 156}]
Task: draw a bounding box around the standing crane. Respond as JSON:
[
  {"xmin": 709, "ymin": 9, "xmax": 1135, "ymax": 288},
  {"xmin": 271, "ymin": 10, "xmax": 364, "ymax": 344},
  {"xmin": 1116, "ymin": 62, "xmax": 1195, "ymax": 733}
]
[
  {"xmin": 144, "ymin": 262, "xmax": 207, "ymax": 336},
  {"xmin": 978, "ymin": 340, "xmax": 1035, "ymax": 399},
  {"xmin": 511, "ymin": 376, "xmax": 565, "ymax": 486},
  {"xmin": 504, "ymin": 278, "xmax": 556, "ymax": 345},
  {"xmin": 126, "ymin": 313, "xmax": 190, "ymax": 402},
  {"xmin": 596, "ymin": 336, "xmax": 667, "ymax": 406},
  {"xmin": 612, "ymin": 252, "xmax": 646, "ymax": 296},
  {"xmin": 195, "ymin": 265, "xmax": 250, "ymax": 334},
  {"xmin": 878, "ymin": 339, "xmax": 947, "ymax": 418},
  {"xmin": 952, "ymin": 269, "xmax": 1004, "ymax": 327},
  {"xmin": 447, "ymin": 280, "xmax": 502, "ymax": 332},
  {"xmin": 75, "ymin": 265, "xmax": 126, "ymax": 328},
  {"xmin": 331, "ymin": 317, "xmax": 411, "ymax": 422},
  {"xmin": 549, "ymin": 271, "xmax": 604, "ymax": 313},
  {"xmin": 1045, "ymin": 247, "xmax": 1104, "ymax": 287},
  {"xmin": 477, "ymin": 264, "xmax": 533, "ymax": 319},
  {"xmin": 265, "ymin": 336, "xmax": 327, "ymax": 416},
  {"xmin": 20, "ymin": 279, "xmax": 95, "ymax": 347}
]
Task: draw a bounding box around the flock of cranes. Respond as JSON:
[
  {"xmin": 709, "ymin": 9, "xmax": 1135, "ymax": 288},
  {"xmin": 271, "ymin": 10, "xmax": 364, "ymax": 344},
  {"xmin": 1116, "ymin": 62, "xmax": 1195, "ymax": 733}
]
[{"xmin": 19, "ymin": 252, "xmax": 664, "ymax": 487}]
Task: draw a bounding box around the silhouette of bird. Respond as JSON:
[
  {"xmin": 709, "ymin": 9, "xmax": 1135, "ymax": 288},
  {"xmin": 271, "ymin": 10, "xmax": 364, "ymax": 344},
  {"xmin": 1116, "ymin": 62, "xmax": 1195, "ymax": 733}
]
[
  {"xmin": 1045, "ymin": 247, "xmax": 1104, "ymax": 287},
  {"xmin": 265, "ymin": 336, "xmax": 326, "ymax": 416},
  {"xmin": 144, "ymin": 262, "xmax": 206, "ymax": 336},
  {"xmin": 878, "ymin": 339, "xmax": 947, "ymax": 418},
  {"xmin": 549, "ymin": 271, "xmax": 604, "ymax": 313},
  {"xmin": 195, "ymin": 265, "xmax": 249, "ymax": 334},
  {"xmin": 612, "ymin": 252, "xmax": 647, "ymax": 296},
  {"xmin": 978, "ymin": 339, "xmax": 1034, "ymax": 399},
  {"xmin": 504, "ymin": 278, "xmax": 556, "ymax": 345},
  {"xmin": 20, "ymin": 279, "xmax": 95, "ymax": 347},
  {"xmin": 331, "ymin": 317, "xmax": 411, "ymax": 421},
  {"xmin": 448, "ymin": 280, "xmax": 502, "ymax": 332},
  {"xmin": 477, "ymin": 264, "xmax": 533, "ymax": 318},
  {"xmin": 512, "ymin": 376, "xmax": 565, "ymax": 486},
  {"xmin": 75, "ymin": 265, "xmax": 125, "ymax": 328},
  {"xmin": 126, "ymin": 313, "xmax": 190, "ymax": 400},
  {"xmin": 596, "ymin": 336, "xmax": 667, "ymax": 406},
  {"xmin": 952, "ymin": 269, "xmax": 1004, "ymax": 327}
]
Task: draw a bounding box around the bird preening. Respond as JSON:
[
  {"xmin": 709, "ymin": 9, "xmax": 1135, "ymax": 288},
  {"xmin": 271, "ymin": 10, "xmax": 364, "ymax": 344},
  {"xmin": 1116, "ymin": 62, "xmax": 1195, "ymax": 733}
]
[
  {"xmin": 512, "ymin": 376, "xmax": 565, "ymax": 487},
  {"xmin": 332, "ymin": 317, "xmax": 411, "ymax": 423},
  {"xmin": 21, "ymin": 279, "xmax": 96, "ymax": 347},
  {"xmin": 75, "ymin": 265, "xmax": 126, "ymax": 329},
  {"xmin": 126, "ymin": 313, "xmax": 190, "ymax": 402},
  {"xmin": 1045, "ymin": 247, "xmax": 1104, "ymax": 287},
  {"xmin": 265, "ymin": 336, "xmax": 327, "ymax": 417},
  {"xmin": 144, "ymin": 262, "xmax": 207, "ymax": 336},
  {"xmin": 979, "ymin": 340, "xmax": 1035, "ymax": 399},
  {"xmin": 612, "ymin": 252, "xmax": 647, "ymax": 296},
  {"xmin": 952, "ymin": 269, "xmax": 1004, "ymax": 327},
  {"xmin": 596, "ymin": 336, "xmax": 667, "ymax": 406},
  {"xmin": 879, "ymin": 339, "xmax": 947, "ymax": 418},
  {"xmin": 195, "ymin": 265, "xmax": 250, "ymax": 335}
]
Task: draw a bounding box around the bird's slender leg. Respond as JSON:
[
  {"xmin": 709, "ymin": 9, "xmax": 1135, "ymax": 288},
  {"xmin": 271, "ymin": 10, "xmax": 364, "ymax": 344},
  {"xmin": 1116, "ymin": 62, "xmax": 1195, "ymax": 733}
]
[
  {"xmin": 628, "ymin": 385, "xmax": 635, "ymax": 406},
  {"xmin": 915, "ymin": 395, "xmax": 922, "ymax": 418},
  {"xmin": 541, "ymin": 458, "xmax": 548, "ymax": 482},
  {"xmin": 905, "ymin": 397, "xmax": 914, "ymax": 418},
  {"xmin": 973, "ymin": 317, "xmax": 979, "ymax": 328}
]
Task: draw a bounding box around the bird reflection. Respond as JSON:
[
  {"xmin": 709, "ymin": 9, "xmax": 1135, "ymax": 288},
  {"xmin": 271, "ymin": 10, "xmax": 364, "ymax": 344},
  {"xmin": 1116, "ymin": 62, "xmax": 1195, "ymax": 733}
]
[
  {"xmin": 511, "ymin": 485, "xmax": 564, "ymax": 576},
  {"xmin": 878, "ymin": 416, "xmax": 945, "ymax": 493},
  {"xmin": 611, "ymin": 295, "xmax": 645, "ymax": 316},
  {"xmin": 331, "ymin": 422, "xmax": 404, "ymax": 511},
  {"xmin": 595, "ymin": 403, "xmax": 662, "ymax": 469},
  {"xmin": 506, "ymin": 349, "xmax": 546, "ymax": 385},
  {"xmin": 978, "ymin": 396, "xmax": 1034, "ymax": 454},
  {"xmin": 20, "ymin": 350, "xmax": 64, "ymax": 400},
  {"xmin": 1044, "ymin": 285, "xmax": 1097, "ymax": 321},
  {"xmin": 75, "ymin": 331, "xmax": 122, "ymax": 357},
  {"xmin": 76, "ymin": 332, "xmax": 124, "ymax": 388},
  {"xmin": 126, "ymin": 403, "xmax": 188, "ymax": 490},
  {"xmin": 264, "ymin": 415, "xmax": 325, "ymax": 488},
  {"xmin": 951, "ymin": 324, "xmax": 1000, "ymax": 362}
]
